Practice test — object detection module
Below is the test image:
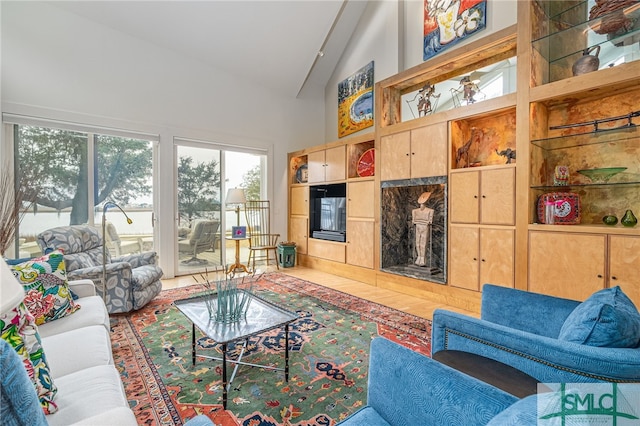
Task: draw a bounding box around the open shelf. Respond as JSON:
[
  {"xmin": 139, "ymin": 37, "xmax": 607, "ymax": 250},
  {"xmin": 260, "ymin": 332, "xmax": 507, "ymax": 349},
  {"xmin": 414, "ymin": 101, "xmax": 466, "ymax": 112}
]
[{"xmin": 531, "ymin": 122, "xmax": 640, "ymax": 150}]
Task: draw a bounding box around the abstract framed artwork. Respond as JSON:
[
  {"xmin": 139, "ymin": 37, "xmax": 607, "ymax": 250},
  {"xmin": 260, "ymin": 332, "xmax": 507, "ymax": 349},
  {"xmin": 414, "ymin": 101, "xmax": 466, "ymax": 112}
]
[
  {"xmin": 424, "ymin": 0, "xmax": 487, "ymax": 61},
  {"xmin": 338, "ymin": 61, "xmax": 374, "ymax": 138}
]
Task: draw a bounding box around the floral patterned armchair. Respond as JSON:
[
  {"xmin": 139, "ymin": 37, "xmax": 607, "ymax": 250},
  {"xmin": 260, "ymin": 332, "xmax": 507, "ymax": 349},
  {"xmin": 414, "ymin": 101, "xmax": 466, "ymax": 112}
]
[{"xmin": 37, "ymin": 225, "xmax": 162, "ymax": 313}]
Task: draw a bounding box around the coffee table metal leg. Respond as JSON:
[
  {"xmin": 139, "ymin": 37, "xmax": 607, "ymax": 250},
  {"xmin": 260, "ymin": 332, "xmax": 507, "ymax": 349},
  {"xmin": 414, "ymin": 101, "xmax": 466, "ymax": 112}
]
[
  {"xmin": 192, "ymin": 323, "xmax": 196, "ymax": 366},
  {"xmin": 222, "ymin": 343, "xmax": 228, "ymax": 410},
  {"xmin": 285, "ymin": 324, "xmax": 290, "ymax": 381}
]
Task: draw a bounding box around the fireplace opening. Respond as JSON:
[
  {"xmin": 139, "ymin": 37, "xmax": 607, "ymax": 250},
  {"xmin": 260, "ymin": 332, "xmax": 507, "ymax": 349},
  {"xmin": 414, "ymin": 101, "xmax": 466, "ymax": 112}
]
[{"xmin": 380, "ymin": 176, "xmax": 447, "ymax": 284}]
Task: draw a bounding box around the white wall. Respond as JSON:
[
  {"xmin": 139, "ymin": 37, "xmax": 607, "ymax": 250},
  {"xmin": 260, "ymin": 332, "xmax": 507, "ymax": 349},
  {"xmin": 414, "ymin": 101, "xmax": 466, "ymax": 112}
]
[
  {"xmin": 324, "ymin": 0, "xmax": 518, "ymax": 142},
  {"xmin": 1, "ymin": 1, "xmax": 325, "ymax": 276}
]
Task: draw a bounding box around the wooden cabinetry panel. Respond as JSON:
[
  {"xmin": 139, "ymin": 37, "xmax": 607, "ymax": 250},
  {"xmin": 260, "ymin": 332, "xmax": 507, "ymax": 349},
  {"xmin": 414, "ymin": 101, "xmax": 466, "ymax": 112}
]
[
  {"xmin": 380, "ymin": 131, "xmax": 410, "ymax": 181},
  {"xmin": 325, "ymin": 146, "xmax": 346, "ymax": 182},
  {"xmin": 307, "ymin": 150, "xmax": 326, "ymax": 184},
  {"xmin": 411, "ymin": 123, "xmax": 448, "ymax": 178},
  {"xmin": 308, "ymin": 239, "xmax": 345, "ymax": 263},
  {"xmin": 290, "ymin": 186, "xmax": 308, "ymax": 216},
  {"xmin": 479, "ymin": 228, "xmax": 514, "ymax": 288},
  {"xmin": 348, "ymin": 180, "xmax": 375, "ymax": 219},
  {"xmin": 609, "ymin": 235, "xmax": 640, "ymax": 307},
  {"xmin": 449, "ymin": 226, "xmax": 480, "ymax": 291},
  {"xmin": 481, "ymin": 167, "xmax": 515, "ymax": 225},
  {"xmin": 529, "ymin": 231, "xmax": 605, "ymax": 300},
  {"xmin": 289, "ymin": 216, "xmax": 308, "ymax": 255},
  {"xmin": 347, "ymin": 220, "xmax": 374, "ymax": 269},
  {"xmin": 450, "ymin": 171, "xmax": 480, "ymax": 223}
]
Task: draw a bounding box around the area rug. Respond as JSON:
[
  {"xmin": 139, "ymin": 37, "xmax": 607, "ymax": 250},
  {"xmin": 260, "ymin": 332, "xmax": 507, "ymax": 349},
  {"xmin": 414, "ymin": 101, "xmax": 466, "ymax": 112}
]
[{"xmin": 110, "ymin": 272, "xmax": 432, "ymax": 426}]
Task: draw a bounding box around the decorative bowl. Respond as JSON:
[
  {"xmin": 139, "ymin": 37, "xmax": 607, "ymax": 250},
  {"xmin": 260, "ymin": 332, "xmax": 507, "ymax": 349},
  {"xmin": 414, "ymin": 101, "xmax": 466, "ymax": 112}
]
[{"xmin": 577, "ymin": 167, "xmax": 627, "ymax": 183}]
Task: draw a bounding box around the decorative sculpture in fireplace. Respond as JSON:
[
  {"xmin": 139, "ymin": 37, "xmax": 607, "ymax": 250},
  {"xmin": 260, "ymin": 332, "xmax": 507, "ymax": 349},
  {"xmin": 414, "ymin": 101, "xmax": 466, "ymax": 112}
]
[{"xmin": 412, "ymin": 192, "xmax": 434, "ymax": 267}]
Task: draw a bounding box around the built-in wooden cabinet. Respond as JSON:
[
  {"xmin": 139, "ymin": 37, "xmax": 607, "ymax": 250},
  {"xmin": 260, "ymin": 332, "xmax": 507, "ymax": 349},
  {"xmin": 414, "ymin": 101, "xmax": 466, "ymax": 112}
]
[
  {"xmin": 289, "ymin": 186, "xmax": 309, "ymax": 255},
  {"xmin": 450, "ymin": 226, "xmax": 514, "ymax": 290},
  {"xmin": 529, "ymin": 232, "xmax": 640, "ymax": 303},
  {"xmin": 308, "ymin": 146, "xmax": 345, "ymax": 183},
  {"xmin": 346, "ymin": 179, "xmax": 375, "ymax": 269},
  {"xmin": 450, "ymin": 166, "xmax": 515, "ymax": 225},
  {"xmin": 307, "ymin": 238, "xmax": 345, "ymax": 263},
  {"xmin": 379, "ymin": 122, "xmax": 447, "ymax": 181}
]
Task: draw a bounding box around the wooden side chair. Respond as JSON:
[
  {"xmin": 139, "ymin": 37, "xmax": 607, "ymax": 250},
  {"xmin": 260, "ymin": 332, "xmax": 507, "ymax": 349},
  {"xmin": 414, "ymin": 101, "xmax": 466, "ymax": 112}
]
[{"xmin": 244, "ymin": 200, "xmax": 279, "ymax": 270}]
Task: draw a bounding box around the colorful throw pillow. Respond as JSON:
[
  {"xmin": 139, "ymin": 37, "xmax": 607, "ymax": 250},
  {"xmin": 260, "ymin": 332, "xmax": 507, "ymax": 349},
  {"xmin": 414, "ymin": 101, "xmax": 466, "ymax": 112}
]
[
  {"xmin": 558, "ymin": 286, "xmax": 640, "ymax": 348},
  {"xmin": 10, "ymin": 250, "xmax": 80, "ymax": 325},
  {"xmin": 0, "ymin": 302, "xmax": 58, "ymax": 414}
]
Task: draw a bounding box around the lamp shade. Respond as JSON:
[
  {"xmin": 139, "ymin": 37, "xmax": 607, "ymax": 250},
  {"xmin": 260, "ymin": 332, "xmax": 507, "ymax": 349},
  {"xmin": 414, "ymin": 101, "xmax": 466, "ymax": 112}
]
[
  {"xmin": 226, "ymin": 188, "xmax": 246, "ymax": 205},
  {"xmin": 0, "ymin": 259, "xmax": 25, "ymax": 314}
]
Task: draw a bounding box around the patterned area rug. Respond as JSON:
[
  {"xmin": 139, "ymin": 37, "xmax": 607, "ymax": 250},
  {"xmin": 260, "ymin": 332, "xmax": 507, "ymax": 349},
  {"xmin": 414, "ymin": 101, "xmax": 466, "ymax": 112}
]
[{"xmin": 110, "ymin": 272, "xmax": 432, "ymax": 426}]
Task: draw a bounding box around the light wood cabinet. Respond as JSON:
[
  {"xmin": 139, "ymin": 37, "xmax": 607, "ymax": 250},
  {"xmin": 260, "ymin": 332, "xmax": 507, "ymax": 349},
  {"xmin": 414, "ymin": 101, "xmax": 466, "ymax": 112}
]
[
  {"xmin": 450, "ymin": 167, "xmax": 515, "ymax": 225},
  {"xmin": 608, "ymin": 235, "xmax": 640, "ymax": 307},
  {"xmin": 308, "ymin": 238, "xmax": 345, "ymax": 263},
  {"xmin": 450, "ymin": 226, "xmax": 514, "ymax": 291},
  {"xmin": 308, "ymin": 146, "xmax": 345, "ymax": 183},
  {"xmin": 347, "ymin": 219, "xmax": 374, "ymax": 269},
  {"xmin": 528, "ymin": 231, "xmax": 606, "ymax": 301},
  {"xmin": 347, "ymin": 180, "xmax": 374, "ymax": 219},
  {"xmin": 289, "ymin": 186, "xmax": 308, "ymax": 255},
  {"xmin": 379, "ymin": 123, "xmax": 447, "ymax": 181}
]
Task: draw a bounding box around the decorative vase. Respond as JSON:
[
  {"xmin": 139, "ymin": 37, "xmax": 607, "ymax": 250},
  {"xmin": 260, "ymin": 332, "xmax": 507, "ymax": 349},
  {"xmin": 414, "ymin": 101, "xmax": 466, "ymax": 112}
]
[
  {"xmin": 621, "ymin": 209, "xmax": 638, "ymax": 227},
  {"xmin": 602, "ymin": 215, "xmax": 618, "ymax": 226},
  {"xmin": 572, "ymin": 45, "xmax": 600, "ymax": 76},
  {"xmin": 436, "ymin": 0, "xmax": 460, "ymax": 45}
]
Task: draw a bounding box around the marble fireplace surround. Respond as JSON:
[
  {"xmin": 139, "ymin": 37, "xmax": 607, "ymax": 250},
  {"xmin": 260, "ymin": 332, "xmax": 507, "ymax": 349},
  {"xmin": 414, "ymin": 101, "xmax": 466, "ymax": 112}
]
[{"xmin": 380, "ymin": 176, "xmax": 447, "ymax": 284}]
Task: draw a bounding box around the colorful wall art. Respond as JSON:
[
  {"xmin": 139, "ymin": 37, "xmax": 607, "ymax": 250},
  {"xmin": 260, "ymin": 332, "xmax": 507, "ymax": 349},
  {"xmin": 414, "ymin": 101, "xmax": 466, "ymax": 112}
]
[
  {"xmin": 338, "ymin": 61, "xmax": 374, "ymax": 138},
  {"xmin": 423, "ymin": 0, "xmax": 487, "ymax": 61}
]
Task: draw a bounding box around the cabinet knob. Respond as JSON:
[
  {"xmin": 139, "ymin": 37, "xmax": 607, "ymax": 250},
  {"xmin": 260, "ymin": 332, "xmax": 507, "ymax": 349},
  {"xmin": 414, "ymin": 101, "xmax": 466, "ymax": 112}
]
[
  {"xmin": 611, "ymin": 276, "xmax": 618, "ymax": 280},
  {"xmin": 411, "ymin": 152, "xmax": 415, "ymax": 155},
  {"xmin": 406, "ymin": 153, "xmax": 410, "ymax": 156},
  {"xmin": 473, "ymin": 257, "xmax": 477, "ymax": 261},
  {"xmin": 481, "ymin": 195, "xmax": 486, "ymax": 198},
  {"xmin": 597, "ymin": 274, "xmax": 603, "ymax": 279},
  {"xmin": 473, "ymin": 195, "xmax": 478, "ymax": 199},
  {"xmin": 481, "ymin": 258, "xmax": 486, "ymax": 262}
]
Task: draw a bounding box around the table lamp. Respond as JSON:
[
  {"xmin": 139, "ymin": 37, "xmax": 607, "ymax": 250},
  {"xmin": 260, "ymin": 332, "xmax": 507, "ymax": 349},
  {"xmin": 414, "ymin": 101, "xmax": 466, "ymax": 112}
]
[
  {"xmin": 226, "ymin": 188, "xmax": 246, "ymax": 227},
  {"xmin": 1, "ymin": 259, "xmax": 25, "ymax": 315},
  {"xmin": 101, "ymin": 201, "xmax": 133, "ymax": 299}
]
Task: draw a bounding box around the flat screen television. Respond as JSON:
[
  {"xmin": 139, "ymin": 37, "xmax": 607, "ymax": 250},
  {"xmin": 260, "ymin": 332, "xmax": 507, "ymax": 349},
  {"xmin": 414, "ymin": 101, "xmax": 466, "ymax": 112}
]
[{"xmin": 310, "ymin": 184, "xmax": 347, "ymax": 242}]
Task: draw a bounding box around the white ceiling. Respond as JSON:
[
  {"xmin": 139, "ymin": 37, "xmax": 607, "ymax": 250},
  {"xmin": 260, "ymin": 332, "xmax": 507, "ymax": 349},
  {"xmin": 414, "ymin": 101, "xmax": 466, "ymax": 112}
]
[{"xmin": 51, "ymin": 1, "xmax": 369, "ymax": 98}]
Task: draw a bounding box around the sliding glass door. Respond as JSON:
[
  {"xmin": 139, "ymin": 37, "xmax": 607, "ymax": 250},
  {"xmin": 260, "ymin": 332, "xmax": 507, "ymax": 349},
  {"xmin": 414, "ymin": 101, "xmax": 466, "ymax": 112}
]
[
  {"xmin": 175, "ymin": 141, "xmax": 266, "ymax": 276},
  {"xmin": 9, "ymin": 123, "xmax": 156, "ymax": 259}
]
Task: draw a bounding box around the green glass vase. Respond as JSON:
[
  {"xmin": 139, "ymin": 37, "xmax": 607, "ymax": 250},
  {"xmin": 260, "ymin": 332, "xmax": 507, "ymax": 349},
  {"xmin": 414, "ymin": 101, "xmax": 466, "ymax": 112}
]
[{"xmin": 621, "ymin": 209, "xmax": 638, "ymax": 227}]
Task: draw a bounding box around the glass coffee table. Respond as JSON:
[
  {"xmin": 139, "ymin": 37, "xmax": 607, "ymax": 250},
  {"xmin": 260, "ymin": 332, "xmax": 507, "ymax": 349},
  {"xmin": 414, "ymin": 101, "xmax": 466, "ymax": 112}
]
[{"xmin": 174, "ymin": 292, "xmax": 298, "ymax": 409}]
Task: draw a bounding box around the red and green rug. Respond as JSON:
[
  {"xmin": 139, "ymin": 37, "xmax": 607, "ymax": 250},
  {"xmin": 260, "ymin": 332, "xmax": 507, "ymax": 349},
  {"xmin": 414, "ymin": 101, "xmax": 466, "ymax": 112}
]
[{"xmin": 110, "ymin": 273, "xmax": 432, "ymax": 425}]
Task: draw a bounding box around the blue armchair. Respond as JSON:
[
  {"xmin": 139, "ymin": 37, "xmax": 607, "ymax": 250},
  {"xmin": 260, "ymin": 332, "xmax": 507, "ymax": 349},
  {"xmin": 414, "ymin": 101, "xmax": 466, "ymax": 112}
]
[
  {"xmin": 337, "ymin": 337, "xmax": 526, "ymax": 425},
  {"xmin": 37, "ymin": 225, "xmax": 162, "ymax": 314},
  {"xmin": 432, "ymin": 284, "xmax": 640, "ymax": 384}
]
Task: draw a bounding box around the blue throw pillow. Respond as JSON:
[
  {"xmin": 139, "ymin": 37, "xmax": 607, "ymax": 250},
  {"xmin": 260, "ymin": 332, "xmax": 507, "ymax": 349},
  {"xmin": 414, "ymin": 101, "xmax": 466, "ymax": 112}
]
[{"xmin": 558, "ymin": 286, "xmax": 640, "ymax": 348}]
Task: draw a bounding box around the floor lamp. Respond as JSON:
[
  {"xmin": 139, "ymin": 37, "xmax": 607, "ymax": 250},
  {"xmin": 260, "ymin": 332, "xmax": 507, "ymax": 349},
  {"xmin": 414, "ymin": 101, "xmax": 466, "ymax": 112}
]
[{"xmin": 101, "ymin": 201, "xmax": 133, "ymax": 300}]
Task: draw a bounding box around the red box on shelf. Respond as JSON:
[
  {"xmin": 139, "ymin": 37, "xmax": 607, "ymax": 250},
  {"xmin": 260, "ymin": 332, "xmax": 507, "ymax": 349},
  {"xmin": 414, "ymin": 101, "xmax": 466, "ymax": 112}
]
[{"xmin": 537, "ymin": 192, "xmax": 581, "ymax": 225}]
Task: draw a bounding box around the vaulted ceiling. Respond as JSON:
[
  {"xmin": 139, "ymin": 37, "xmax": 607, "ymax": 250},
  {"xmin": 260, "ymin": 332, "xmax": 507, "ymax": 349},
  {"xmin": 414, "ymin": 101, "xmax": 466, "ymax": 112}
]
[{"xmin": 51, "ymin": 1, "xmax": 369, "ymax": 98}]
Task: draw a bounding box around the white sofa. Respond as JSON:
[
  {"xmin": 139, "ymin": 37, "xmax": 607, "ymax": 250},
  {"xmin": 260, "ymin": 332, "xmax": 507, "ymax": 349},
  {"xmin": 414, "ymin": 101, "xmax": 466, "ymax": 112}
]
[{"xmin": 36, "ymin": 279, "xmax": 137, "ymax": 426}]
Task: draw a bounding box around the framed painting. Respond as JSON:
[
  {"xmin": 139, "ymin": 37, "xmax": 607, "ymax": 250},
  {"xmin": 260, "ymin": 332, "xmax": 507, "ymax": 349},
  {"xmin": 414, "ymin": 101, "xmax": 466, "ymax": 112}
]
[
  {"xmin": 424, "ymin": 0, "xmax": 487, "ymax": 61},
  {"xmin": 338, "ymin": 61, "xmax": 374, "ymax": 138}
]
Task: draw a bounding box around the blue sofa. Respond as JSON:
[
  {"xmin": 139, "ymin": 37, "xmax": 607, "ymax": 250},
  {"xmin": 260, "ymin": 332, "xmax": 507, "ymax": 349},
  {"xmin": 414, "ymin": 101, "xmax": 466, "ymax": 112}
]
[
  {"xmin": 336, "ymin": 337, "xmax": 533, "ymax": 425},
  {"xmin": 432, "ymin": 285, "xmax": 640, "ymax": 384}
]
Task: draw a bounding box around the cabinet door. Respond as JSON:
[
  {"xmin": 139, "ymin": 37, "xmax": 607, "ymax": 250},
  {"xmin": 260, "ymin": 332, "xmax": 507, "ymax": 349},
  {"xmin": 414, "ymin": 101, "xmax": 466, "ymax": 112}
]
[
  {"xmin": 324, "ymin": 146, "xmax": 346, "ymax": 182},
  {"xmin": 348, "ymin": 180, "xmax": 375, "ymax": 219},
  {"xmin": 450, "ymin": 171, "xmax": 480, "ymax": 223},
  {"xmin": 480, "ymin": 228, "xmax": 514, "ymax": 288},
  {"xmin": 609, "ymin": 235, "xmax": 640, "ymax": 307},
  {"xmin": 346, "ymin": 220, "xmax": 374, "ymax": 269},
  {"xmin": 290, "ymin": 186, "xmax": 308, "ymax": 216},
  {"xmin": 307, "ymin": 150, "xmax": 326, "ymax": 183},
  {"xmin": 449, "ymin": 226, "xmax": 479, "ymax": 290},
  {"xmin": 481, "ymin": 168, "xmax": 515, "ymax": 225},
  {"xmin": 308, "ymin": 239, "xmax": 345, "ymax": 263},
  {"xmin": 529, "ymin": 231, "xmax": 606, "ymax": 300},
  {"xmin": 289, "ymin": 216, "xmax": 308, "ymax": 255},
  {"xmin": 411, "ymin": 123, "xmax": 447, "ymax": 178},
  {"xmin": 380, "ymin": 131, "xmax": 411, "ymax": 181}
]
